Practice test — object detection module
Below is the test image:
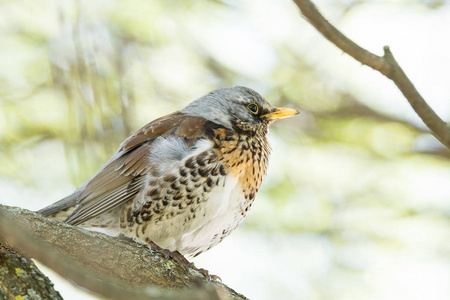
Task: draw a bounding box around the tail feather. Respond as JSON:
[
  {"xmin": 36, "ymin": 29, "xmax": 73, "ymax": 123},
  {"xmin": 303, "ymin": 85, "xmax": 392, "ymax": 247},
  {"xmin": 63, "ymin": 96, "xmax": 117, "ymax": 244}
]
[{"xmin": 38, "ymin": 190, "xmax": 81, "ymax": 220}]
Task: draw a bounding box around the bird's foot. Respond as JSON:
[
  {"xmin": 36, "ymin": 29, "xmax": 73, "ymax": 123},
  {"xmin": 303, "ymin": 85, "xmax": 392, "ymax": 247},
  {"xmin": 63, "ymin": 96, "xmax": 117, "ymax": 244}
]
[
  {"xmin": 188, "ymin": 264, "xmax": 222, "ymax": 282},
  {"xmin": 146, "ymin": 240, "xmax": 220, "ymax": 282},
  {"xmin": 147, "ymin": 240, "xmax": 191, "ymax": 266}
]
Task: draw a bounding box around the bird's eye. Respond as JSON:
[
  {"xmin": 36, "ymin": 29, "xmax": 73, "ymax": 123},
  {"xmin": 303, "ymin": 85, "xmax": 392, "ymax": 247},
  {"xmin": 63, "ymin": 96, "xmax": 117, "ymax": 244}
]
[{"xmin": 247, "ymin": 103, "xmax": 259, "ymax": 114}]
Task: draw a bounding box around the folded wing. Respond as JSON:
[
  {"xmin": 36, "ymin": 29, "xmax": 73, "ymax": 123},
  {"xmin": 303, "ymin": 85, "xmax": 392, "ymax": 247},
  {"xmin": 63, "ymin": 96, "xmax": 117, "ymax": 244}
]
[{"xmin": 40, "ymin": 112, "xmax": 209, "ymax": 226}]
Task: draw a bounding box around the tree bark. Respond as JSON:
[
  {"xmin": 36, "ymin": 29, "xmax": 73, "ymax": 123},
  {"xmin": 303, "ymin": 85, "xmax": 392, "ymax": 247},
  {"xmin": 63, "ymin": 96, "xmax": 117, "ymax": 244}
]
[
  {"xmin": 0, "ymin": 205, "xmax": 247, "ymax": 300},
  {"xmin": 0, "ymin": 253, "xmax": 63, "ymax": 300}
]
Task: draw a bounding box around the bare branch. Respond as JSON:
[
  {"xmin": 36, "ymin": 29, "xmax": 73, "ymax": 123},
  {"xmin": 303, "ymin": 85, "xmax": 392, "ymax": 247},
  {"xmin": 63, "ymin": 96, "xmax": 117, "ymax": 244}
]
[
  {"xmin": 0, "ymin": 205, "xmax": 247, "ymax": 300},
  {"xmin": 292, "ymin": 0, "xmax": 450, "ymax": 149}
]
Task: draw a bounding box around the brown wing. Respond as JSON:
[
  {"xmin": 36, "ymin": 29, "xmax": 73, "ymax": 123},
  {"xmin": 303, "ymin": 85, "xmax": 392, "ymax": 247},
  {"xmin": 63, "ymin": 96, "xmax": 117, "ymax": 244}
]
[{"xmin": 64, "ymin": 112, "xmax": 209, "ymax": 226}]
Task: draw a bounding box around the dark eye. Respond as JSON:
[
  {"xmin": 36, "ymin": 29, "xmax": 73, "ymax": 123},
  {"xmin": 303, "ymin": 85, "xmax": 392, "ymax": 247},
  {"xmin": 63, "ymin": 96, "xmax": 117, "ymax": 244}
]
[{"xmin": 247, "ymin": 103, "xmax": 259, "ymax": 114}]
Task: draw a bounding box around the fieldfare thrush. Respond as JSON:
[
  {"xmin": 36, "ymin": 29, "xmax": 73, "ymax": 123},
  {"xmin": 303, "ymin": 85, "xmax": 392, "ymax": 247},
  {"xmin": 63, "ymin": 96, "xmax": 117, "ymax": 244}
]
[{"xmin": 39, "ymin": 86, "xmax": 298, "ymax": 277}]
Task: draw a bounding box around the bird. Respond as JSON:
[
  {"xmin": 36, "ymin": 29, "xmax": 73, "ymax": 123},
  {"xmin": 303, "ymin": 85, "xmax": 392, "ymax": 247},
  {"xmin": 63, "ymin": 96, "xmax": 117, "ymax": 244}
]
[{"xmin": 38, "ymin": 86, "xmax": 298, "ymax": 277}]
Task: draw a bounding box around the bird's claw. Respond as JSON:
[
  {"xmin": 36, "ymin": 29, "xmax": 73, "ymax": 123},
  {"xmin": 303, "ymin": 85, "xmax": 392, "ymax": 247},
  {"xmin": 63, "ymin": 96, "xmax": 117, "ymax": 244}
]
[
  {"xmin": 146, "ymin": 240, "xmax": 220, "ymax": 281},
  {"xmin": 193, "ymin": 267, "xmax": 222, "ymax": 282}
]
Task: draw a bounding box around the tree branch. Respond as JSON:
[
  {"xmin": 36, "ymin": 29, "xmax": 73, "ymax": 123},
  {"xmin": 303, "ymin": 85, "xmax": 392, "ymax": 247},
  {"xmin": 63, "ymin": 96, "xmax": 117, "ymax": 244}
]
[
  {"xmin": 293, "ymin": 0, "xmax": 450, "ymax": 149},
  {"xmin": 0, "ymin": 205, "xmax": 247, "ymax": 300},
  {"xmin": 0, "ymin": 253, "xmax": 63, "ymax": 300}
]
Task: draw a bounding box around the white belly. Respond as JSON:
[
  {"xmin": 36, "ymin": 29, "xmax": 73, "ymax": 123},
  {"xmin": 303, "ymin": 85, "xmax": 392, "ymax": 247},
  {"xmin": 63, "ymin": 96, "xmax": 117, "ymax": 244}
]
[
  {"xmin": 134, "ymin": 174, "xmax": 245, "ymax": 257},
  {"xmin": 177, "ymin": 175, "xmax": 244, "ymax": 256}
]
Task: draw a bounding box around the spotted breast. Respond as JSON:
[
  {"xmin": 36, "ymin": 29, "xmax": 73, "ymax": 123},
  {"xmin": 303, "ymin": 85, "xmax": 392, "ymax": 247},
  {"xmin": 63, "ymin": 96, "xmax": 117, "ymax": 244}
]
[{"xmin": 119, "ymin": 116, "xmax": 270, "ymax": 258}]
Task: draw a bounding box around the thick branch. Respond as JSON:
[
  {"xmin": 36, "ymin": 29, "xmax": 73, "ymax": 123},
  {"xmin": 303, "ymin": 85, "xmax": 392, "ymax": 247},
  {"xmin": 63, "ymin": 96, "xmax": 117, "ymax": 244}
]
[
  {"xmin": 293, "ymin": 0, "xmax": 450, "ymax": 149},
  {"xmin": 0, "ymin": 205, "xmax": 246, "ymax": 300}
]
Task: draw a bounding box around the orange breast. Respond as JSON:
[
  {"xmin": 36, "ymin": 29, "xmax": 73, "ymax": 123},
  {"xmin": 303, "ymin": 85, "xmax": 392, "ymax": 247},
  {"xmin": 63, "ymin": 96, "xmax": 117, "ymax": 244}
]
[{"xmin": 212, "ymin": 128, "xmax": 270, "ymax": 202}]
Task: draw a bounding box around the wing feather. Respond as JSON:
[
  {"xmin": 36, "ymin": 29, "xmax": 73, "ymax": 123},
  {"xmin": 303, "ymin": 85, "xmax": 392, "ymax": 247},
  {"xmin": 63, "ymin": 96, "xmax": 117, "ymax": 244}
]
[{"xmin": 61, "ymin": 112, "xmax": 209, "ymax": 226}]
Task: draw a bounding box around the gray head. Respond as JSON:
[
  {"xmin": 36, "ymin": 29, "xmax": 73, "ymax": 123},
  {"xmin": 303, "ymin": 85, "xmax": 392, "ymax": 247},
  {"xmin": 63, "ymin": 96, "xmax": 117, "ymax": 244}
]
[{"xmin": 182, "ymin": 86, "xmax": 298, "ymax": 131}]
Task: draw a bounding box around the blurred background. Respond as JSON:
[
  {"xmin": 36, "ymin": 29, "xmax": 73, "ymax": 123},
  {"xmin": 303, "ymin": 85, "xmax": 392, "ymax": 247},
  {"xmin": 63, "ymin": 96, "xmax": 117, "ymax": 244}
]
[{"xmin": 1, "ymin": 0, "xmax": 450, "ymax": 299}]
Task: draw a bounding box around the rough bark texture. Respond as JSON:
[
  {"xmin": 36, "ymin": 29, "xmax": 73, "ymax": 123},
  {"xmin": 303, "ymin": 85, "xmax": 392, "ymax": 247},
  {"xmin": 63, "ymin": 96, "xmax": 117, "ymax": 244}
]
[
  {"xmin": 0, "ymin": 253, "xmax": 63, "ymax": 300},
  {"xmin": 0, "ymin": 205, "xmax": 247, "ymax": 300}
]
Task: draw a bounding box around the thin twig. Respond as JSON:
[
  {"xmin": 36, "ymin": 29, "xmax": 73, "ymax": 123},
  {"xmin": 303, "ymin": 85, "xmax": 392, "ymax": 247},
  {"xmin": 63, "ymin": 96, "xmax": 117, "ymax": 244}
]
[{"xmin": 293, "ymin": 0, "xmax": 450, "ymax": 149}]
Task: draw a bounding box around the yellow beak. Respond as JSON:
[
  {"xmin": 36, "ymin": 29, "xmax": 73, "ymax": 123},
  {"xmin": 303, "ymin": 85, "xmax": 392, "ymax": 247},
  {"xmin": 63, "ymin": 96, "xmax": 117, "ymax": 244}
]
[{"xmin": 262, "ymin": 107, "xmax": 299, "ymax": 121}]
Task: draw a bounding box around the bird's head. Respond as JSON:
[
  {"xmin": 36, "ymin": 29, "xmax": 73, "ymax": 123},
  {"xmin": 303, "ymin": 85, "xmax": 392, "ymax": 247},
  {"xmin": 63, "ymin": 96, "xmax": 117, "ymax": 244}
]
[{"xmin": 182, "ymin": 86, "xmax": 299, "ymax": 134}]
